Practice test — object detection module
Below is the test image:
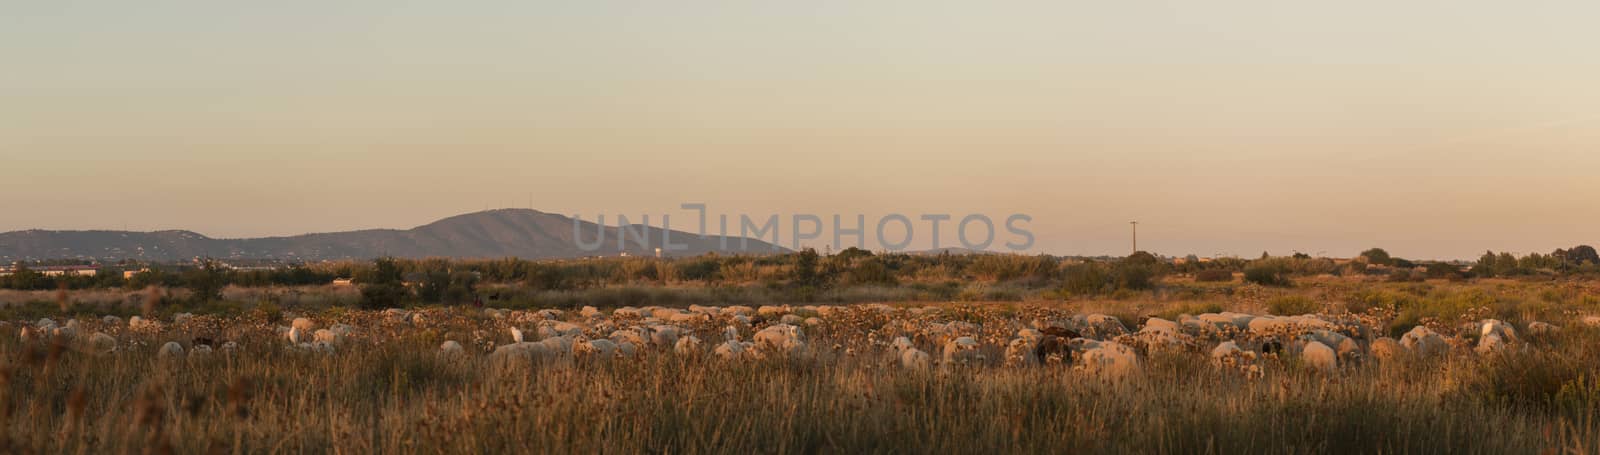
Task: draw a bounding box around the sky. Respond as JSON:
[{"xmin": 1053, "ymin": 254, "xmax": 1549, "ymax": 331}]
[{"xmin": 2, "ymin": 1, "xmax": 1598, "ymax": 260}]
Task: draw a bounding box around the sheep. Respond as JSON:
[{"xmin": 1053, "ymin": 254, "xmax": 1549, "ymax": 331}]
[
  {"xmin": 574, "ymin": 336, "xmax": 620, "ymax": 358},
  {"xmin": 1399, "ymin": 326, "xmax": 1449, "ymax": 357},
  {"xmin": 1475, "ymin": 334, "xmax": 1508, "ymax": 354},
  {"xmin": 1078, "ymin": 342, "xmax": 1140, "ymax": 378},
  {"xmin": 286, "ymin": 326, "xmax": 309, "ymax": 344},
  {"xmin": 613, "ymin": 307, "xmax": 644, "ymax": 318},
  {"xmin": 1210, "ymin": 341, "xmax": 1247, "ymax": 366},
  {"xmin": 190, "ymin": 344, "xmax": 214, "ymax": 358},
  {"xmin": 610, "ymin": 328, "xmax": 649, "ymax": 348},
  {"xmin": 675, "ymin": 335, "xmax": 703, "ymax": 355},
  {"xmin": 510, "ymin": 326, "xmax": 526, "ymax": 343},
  {"xmin": 942, "ymin": 336, "xmax": 985, "ymax": 366},
  {"xmin": 892, "ymin": 337, "xmax": 933, "ymax": 371},
  {"xmin": 173, "ymin": 312, "xmax": 195, "ymax": 324},
  {"xmin": 1527, "ymin": 321, "xmax": 1560, "ymax": 336},
  {"xmin": 753, "ymin": 324, "xmax": 806, "ymax": 356},
  {"xmin": 129, "ymin": 316, "xmax": 163, "ymax": 331},
  {"xmin": 1479, "ymin": 319, "xmax": 1518, "ymax": 343},
  {"xmin": 1083, "ymin": 314, "xmax": 1129, "ymax": 338},
  {"xmin": 291, "ymin": 317, "xmax": 317, "ymax": 332},
  {"xmin": 780, "ymin": 314, "xmax": 805, "ymax": 326},
  {"xmin": 649, "ymin": 325, "xmax": 681, "ymax": 348},
  {"xmin": 804, "ymin": 317, "xmax": 824, "ymax": 327},
  {"xmin": 89, "ymin": 332, "xmax": 118, "ymax": 354},
  {"xmin": 102, "ymin": 315, "xmax": 124, "ymax": 326},
  {"xmin": 714, "ymin": 340, "xmax": 749, "ymax": 360},
  {"xmin": 1355, "ymin": 337, "xmax": 1393, "ymax": 361},
  {"xmin": 157, "ymin": 341, "xmax": 185, "ymax": 360},
  {"xmin": 1301, "ymin": 341, "xmax": 1337, "ymax": 372},
  {"xmin": 313, "ymin": 329, "xmax": 342, "ymax": 345},
  {"xmin": 1004, "ymin": 338, "xmax": 1038, "ymax": 367}
]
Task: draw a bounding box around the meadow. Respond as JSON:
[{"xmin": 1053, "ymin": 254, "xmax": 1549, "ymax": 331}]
[{"xmin": 6, "ymin": 254, "xmax": 1600, "ymax": 453}]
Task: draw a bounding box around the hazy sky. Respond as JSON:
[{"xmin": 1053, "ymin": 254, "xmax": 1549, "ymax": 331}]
[{"xmin": 3, "ymin": 1, "xmax": 1598, "ymax": 259}]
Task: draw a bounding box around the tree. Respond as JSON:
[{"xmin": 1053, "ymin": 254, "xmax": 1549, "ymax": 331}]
[
  {"xmin": 1360, "ymin": 248, "xmax": 1393, "ymax": 266},
  {"xmin": 1563, "ymin": 245, "xmax": 1600, "ymax": 266},
  {"xmin": 358, "ymin": 257, "xmax": 407, "ymax": 309},
  {"xmin": 792, "ymin": 248, "xmax": 823, "ymax": 288},
  {"xmin": 182, "ymin": 259, "xmax": 226, "ymax": 303}
]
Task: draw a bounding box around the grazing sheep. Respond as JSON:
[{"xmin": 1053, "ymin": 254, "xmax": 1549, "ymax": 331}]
[
  {"xmin": 714, "ymin": 340, "xmax": 749, "ymax": 360},
  {"xmin": 1475, "ymin": 334, "xmax": 1508, "ymax": 354},
  {"xmin": 157, "ymin": 341, "xmax": 185, "ymax": 360},
  {"xmin": 1078, "ymin": 342, "xmax": 1140, "ymax": 378},
  {"xmin": 613, "ymin": 307, "xmax": 644, "ymax": 318},
  {"xmin": 313, "ymin": 329, "xmax": 342, "ymax": 345},
  {"xmin": 291, "ymin": 317, "xmax": 317, "ymax": 332},
  {"xmin": 1527, "ymin": 321, "xmax": 1560, "ymax": 336},
  {"xmin": 780, "ymin": 314, "xmax": 805, "ymax": 326},
  {"xmin": 286, "ymin": 326, "xmax": 309, "ymax": 344},
  {"xmin": 893, "ymin": 337, "xmax": 933, "ymax": 371},
  {"xmin": 1083, "ymin": 314, "xmax": 1129, "ymax": 338},
  {"xmin": 1210, "ymin": 341, "xmax": 1247, "ymax": 366},
  {"xmin": 510, "ymin": 326, "xmax": 526, "ymax": 343},
  {"xmin": 1301, "ymin": 341, "xmax": 1337, "ymax": 372},
  {"xmin": 804, "ymin": 317, "xmax": 824, "ymax": 327},
  {"xmin": 754, "ymin": 324, "xmax": 807, "ymax": 355},
  {"xmin": 675, "ymin": 335, "xmax": 703, "ymax": 355},
  {"xmin": 1368, "ymin": 337, "xmax": 1402, "ymax": 361},
  {"xmin": 190, "ymin": 344, "xmax": 214, "ymax": 358},
  {"xmin": 89, "ymin": 332, "xmax": 117, "ymax": 354},
  {"xmin": 1004, "ymin": 338, "xmax": 1038, "ymax": 367},
  {"xmin": 1143, "ymin": 317, "xmax": 1180, "ymax": 334},
  {"xmin": 649, "ymin": 326, "xmax": 681, "ymax": 348},
  {"xmin": 1479, "ymin": 319, "xmax": 1518, "ymax": 343},
  {"xmin": 610, "ymin": 328, "xmax": 649, "ymax": 348},
  {"xmin": 129, "ymin": 316, "xmax": 163, "ymax": 331},
  {"xmin": 575, "ymin": 337, "xmax": 620, "ymax": 358},
  {"xmin": 1399, "ymin": 326, "xmax": 1449, "ymax": 357},
  {"xmin": 440, "ymin": 340, "xmax": 466, "ymax": 358},
  {"xmin": 616, "ymin": 341, "xmax": 639, "ymax": 358},
  {"xmin": 942, "ymin": 336, "xmax": 985, "ymax": 366},
  {"xmin": 102, "ymin": 315, "xmax": 123, "ymax": 326}
]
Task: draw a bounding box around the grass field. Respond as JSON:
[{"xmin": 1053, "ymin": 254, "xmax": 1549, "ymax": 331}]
[{"xmin": 6, "ymin": 275, "xmax": 1600, "ymax": 453}]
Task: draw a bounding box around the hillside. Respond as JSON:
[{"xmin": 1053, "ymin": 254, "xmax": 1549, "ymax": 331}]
[{"xmin": 0, "ymin": 209, "xmax": 787, "ymax": 262}]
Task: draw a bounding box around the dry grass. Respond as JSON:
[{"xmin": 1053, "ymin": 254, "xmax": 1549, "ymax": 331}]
[{"xmin": 5, "ymin": 278, "xmax": 1600, "ymax": 453}]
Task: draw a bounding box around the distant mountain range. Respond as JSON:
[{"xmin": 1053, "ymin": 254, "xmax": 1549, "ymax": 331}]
[{"xmin": 0, "ymin": 209, "xmax": 788, "ymax": 262}]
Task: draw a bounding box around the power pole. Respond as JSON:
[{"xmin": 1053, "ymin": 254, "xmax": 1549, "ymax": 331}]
[{"xmin": 1130, "ymin": 221, "xmax": 1138, "ymax": 254}]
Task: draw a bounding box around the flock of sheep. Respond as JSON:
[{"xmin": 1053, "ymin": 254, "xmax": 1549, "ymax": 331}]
[{"xmin": 9, "ymin": 302, "xmax": 1576, "ymax": 379}]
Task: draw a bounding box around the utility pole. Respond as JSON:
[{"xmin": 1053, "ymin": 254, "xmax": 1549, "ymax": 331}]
[{"xmin": 1130, "ymin": 221, "xmax": 1138, "ymax": 254}]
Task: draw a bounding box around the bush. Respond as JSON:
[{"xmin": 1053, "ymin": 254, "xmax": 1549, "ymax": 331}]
[
  {"xmin": 1243, "ymin": 263, "xmax": 1291, "ymax": 287},
  {"xmin": 1194, "ymin": 269, "xmax": 1234, "ymax": 282},
  {"xmin": 1059, "ymin": 263, "xmax": 1107, "ymax": 296}
]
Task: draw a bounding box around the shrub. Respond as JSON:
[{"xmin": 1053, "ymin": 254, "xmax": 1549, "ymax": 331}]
[
  {"xmin": 1243, "ymin": 263, "xmax": 1291, "ymax": 287},
  {"xmin": 1059, "ymin": 262, "xmax": 1107, "ymax": 296},
  {"xmin": 1194, "ymin": 269, "xmax": 1234, "ymax": 282}
]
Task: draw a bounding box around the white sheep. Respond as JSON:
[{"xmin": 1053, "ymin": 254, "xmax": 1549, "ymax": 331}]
[
  {"xmin": 157, "ymin": 341, "xmax": 185, "ymax": 360},
  {"xmin": 440, "ymin": 340, "xmax": 466, "ymax": 358},
  {"xmin": 510, "ymin": 326, "xmax": 526, "ymax": 343},
  {"xmin": 1475, "ymin": 334, "xmax": 1508, "ymax": 354},
  {"xmin": 1301, "ymin": 341, "xmax": 1337, "ymax": 372},
  {"xmin": 675, "ymin": 335, "xmax": 703, "ymax": 355},
  {"xmin": 291, "ymin": 317, "xmax": 317, "ymax": 332},
  {"xmin": 893, "ymin": 337, "xmax": 932, "ymax": 371},
  {"xmin": 1004, "ymin": 338, "xmax": 1038, "ymax": 367},
  {"xmin": 313, "ymin": 329, "xmax": 342, "ymax": 345},
  {"xmin": 1527, "ymin": 321, "xmax": 1560, "ymax": 336},
  {"xmin": 1399, "ymin": 326, "xmax": 1449, "ymax": 357},
  {"xmin": 89, "ymin": 332, "xmax": 117, "ymax": 354},
  {"xmin": 1479, "ymin": 319, "xmax": 1518, "ymax": 343},
  {"xmin": 190, "ymin": 344, "xmax": 214, "ymax": 358},
  {"xmin": 1368, "ymin": 337, "xmax": 1403, "ymax": 362},
  {"xmin": 942, "ymin": 336, "xmax": 985, "ymax": 366},
  {"xmin": 1078, "ymin": 341, "xmax": 1140, "ymax": 378},
  {"xmin": 286, "ymin": 326, "xmax": 309, "ymax": 344},
  {"xmin": 754, "ymin": 324, "xmax": 806, "ymax": 355}
]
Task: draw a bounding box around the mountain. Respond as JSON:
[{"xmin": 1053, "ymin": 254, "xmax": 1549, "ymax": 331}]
[{"xmin": 0, "ymin": 209, "xmax": 789, "ymax": 262}]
